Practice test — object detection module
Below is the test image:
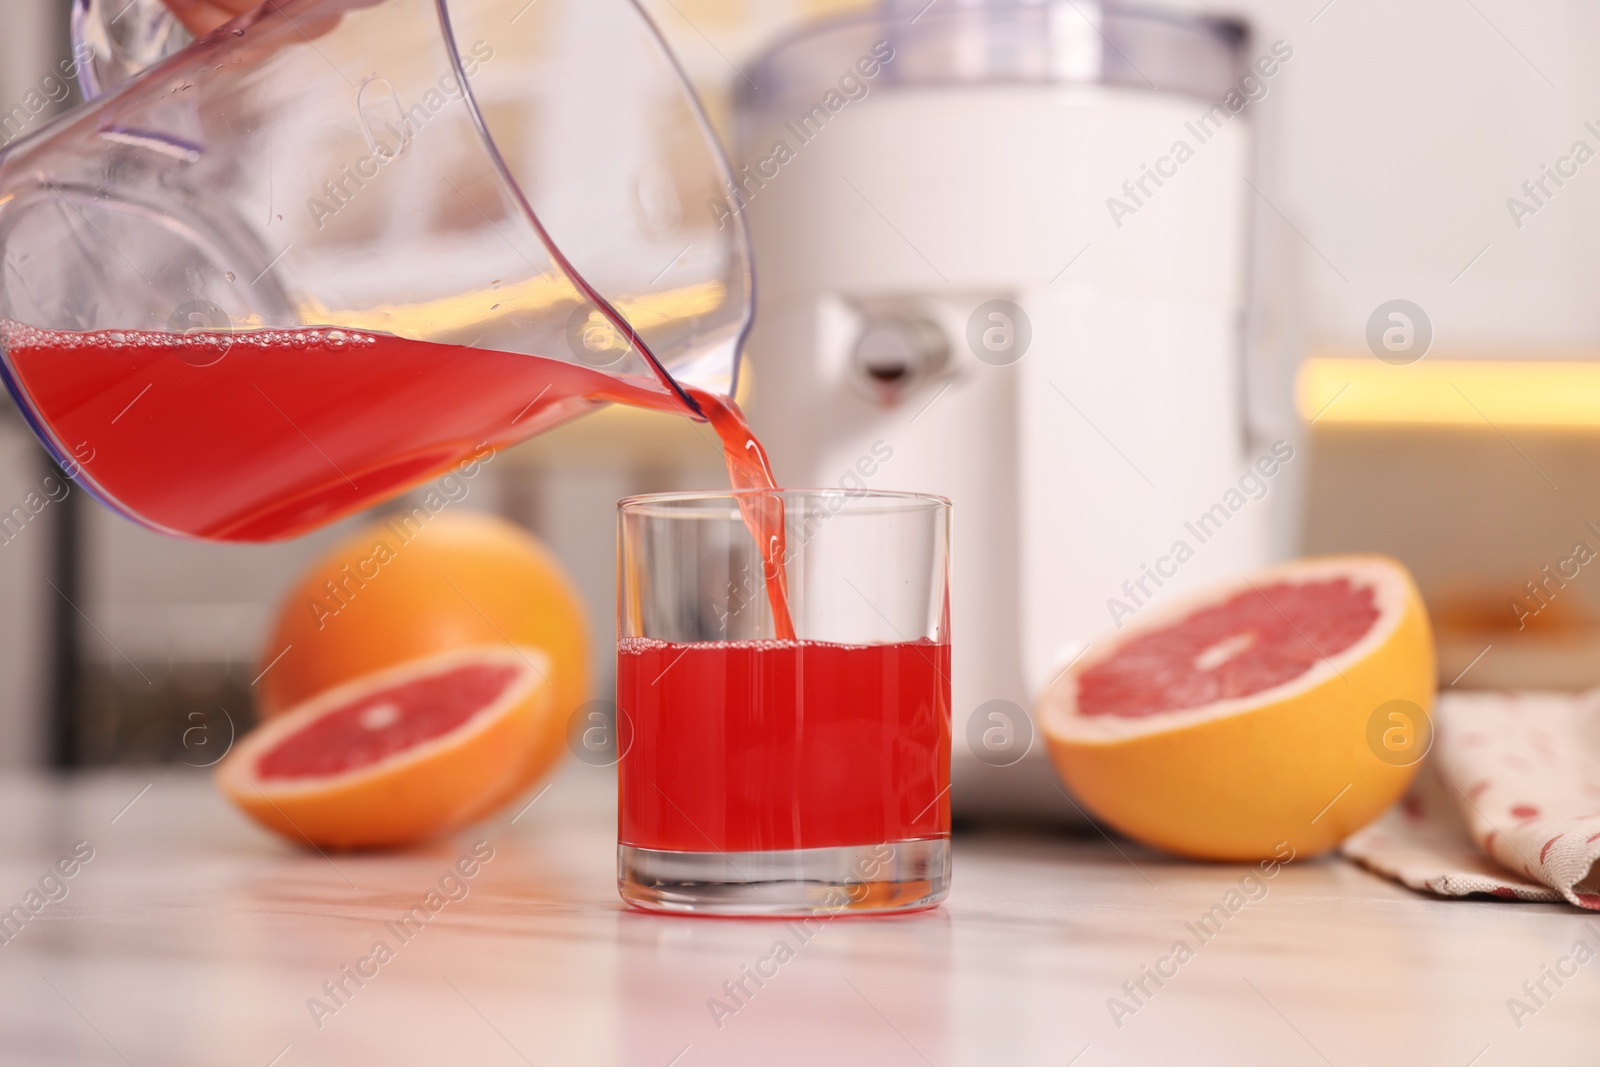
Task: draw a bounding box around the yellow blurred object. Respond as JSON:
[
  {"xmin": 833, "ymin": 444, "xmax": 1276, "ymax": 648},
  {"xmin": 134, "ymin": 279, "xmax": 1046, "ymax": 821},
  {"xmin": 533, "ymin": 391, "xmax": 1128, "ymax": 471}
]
[
  {"xmin": 672, "ymin": 0, "xmax": 751, "ymax": 26},
  {"xmin": 296, "ymin": 279, "xmax": 728, "ymax": 345},
  {"xmin": 1298, "ymin": 355, "xmax": 1600, "ymax": 428},
  {"xmin": 1040, "ymin": 556, "xmax": 1436, "ymax": 861},
  {"xmin": 797, "ymin": 0, "xmax": 875, "ymax": 15}
]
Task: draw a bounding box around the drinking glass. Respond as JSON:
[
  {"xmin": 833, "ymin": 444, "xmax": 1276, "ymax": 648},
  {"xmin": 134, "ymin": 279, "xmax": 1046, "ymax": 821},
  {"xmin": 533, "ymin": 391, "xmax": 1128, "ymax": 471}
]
[
  {"xmin": 0, "ymin": 0, "xmax": 750, "ymax": 541},
  {"xmin": 616, "ymin": 489, "xmax": 952, "ymax": 916}
]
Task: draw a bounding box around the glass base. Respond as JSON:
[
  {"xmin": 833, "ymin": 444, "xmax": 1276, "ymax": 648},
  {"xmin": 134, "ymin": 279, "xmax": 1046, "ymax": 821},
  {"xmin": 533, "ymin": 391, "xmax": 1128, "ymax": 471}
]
[{"xmin": 618, "ymin": 838, "xmax": 950, "ymax": 917}]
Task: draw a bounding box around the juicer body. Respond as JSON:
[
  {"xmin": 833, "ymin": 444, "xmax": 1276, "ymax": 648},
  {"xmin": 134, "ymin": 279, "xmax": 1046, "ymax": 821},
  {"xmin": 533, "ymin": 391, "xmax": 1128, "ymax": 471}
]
[{"xmin": 738, "ymin": 9, "xmax": 1270, "ymax": 815}]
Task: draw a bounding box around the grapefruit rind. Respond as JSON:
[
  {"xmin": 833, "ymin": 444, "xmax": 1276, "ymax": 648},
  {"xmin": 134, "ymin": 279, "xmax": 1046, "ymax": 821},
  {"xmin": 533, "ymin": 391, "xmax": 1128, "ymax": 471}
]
[
  {"xmin": 1040, "ymin": 555, "xmax": 1435, "ymax": 861},
  {"xmin": 217, "ymin": 645, "xmax": 550, "ymax": 849}
]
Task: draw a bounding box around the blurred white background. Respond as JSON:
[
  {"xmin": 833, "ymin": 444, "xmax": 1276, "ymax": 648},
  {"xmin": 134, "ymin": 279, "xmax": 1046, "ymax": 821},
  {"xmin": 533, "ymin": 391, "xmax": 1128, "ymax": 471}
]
[{"xmin": 647, "ymin": 0, "xmax": 1600, "ymax": 353}]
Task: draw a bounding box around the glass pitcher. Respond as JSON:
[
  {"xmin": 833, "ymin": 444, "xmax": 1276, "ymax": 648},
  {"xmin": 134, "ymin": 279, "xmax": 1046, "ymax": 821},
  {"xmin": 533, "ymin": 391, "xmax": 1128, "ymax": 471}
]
[{"xmin": 0, "ymin": 0, "xmax": 751, "ymax": 541}]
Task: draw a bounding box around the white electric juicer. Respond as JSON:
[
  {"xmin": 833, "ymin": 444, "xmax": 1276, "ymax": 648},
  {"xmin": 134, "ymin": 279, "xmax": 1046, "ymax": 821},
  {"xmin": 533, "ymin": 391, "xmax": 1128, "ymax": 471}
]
[{"xmin": 736, "ymin": 0, "xmax": 1271, "ymax": 818}]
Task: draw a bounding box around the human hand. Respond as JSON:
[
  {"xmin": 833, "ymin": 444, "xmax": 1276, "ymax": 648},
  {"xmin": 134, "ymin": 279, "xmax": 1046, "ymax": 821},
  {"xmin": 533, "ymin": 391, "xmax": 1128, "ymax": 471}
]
[{"xmin": 162, "ymin": 0, "xmax": 261, "ymax": 36}]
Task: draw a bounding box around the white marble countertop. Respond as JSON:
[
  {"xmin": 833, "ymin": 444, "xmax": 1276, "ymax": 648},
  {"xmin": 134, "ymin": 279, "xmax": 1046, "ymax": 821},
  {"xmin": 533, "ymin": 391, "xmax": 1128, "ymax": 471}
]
[{"xmin": 0, "ymin": 763, "xmax": 1595, "ymax": 1066}]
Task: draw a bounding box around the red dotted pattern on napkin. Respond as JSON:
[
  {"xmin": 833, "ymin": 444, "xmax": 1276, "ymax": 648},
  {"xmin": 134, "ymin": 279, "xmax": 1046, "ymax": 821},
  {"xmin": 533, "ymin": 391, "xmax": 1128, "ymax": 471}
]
[{"xmin": 1344, "ymin": 690, "xmax": 1600, "ymax": 911}]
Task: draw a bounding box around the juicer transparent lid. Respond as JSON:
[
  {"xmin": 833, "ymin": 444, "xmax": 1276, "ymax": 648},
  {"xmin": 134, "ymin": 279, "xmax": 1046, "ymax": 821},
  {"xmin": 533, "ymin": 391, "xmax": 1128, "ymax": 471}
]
[{"xmin": 739, "ymin": 0, "xmax": 1248, "ymax": 113}]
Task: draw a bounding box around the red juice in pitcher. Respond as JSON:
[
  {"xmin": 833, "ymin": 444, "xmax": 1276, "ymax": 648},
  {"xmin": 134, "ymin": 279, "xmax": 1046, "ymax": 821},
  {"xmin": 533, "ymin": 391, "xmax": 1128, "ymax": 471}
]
[
  {"xmin": 0, "ymin": 322, "xmax": 667, "ymax": 539},
  {"xmin": 2, "ymin": 324, "xmax": 752, "ymax": 534},
  {"xmin": 1, "ymin": 319, "xmax": 800, "ymax": 631}
]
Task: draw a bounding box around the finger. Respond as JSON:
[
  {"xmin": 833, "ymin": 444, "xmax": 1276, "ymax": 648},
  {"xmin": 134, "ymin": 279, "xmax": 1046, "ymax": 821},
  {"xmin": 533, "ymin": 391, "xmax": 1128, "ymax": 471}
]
[{"xmin": 164, "ymin": 0, "xmax": 259, "ymax": 36}]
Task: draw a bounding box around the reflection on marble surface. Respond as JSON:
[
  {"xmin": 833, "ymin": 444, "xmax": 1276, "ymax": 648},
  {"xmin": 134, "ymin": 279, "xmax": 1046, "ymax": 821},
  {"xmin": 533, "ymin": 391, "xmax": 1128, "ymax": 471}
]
[{"xmin": 0, "ymin": 762, "xmax": 1595, "ymax": 1065}]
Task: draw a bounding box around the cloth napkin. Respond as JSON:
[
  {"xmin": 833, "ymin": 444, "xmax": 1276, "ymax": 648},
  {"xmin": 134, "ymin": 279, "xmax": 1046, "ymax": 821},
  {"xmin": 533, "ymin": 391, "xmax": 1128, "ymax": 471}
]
[{"xmin": 1341, "ymin": 690, "xmax": 1600, "ymax": 910}]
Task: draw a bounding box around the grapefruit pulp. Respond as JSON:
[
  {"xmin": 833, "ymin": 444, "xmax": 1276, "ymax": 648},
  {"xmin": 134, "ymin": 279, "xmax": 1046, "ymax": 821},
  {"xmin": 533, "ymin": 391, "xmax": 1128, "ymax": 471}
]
[
  {"xmin": 1040, "ymin": 555, "xmax": 1435, "ymax": 861},
  {"xmin": 218, "ymin": 645, "xmax": 550, "ymax": 849}
]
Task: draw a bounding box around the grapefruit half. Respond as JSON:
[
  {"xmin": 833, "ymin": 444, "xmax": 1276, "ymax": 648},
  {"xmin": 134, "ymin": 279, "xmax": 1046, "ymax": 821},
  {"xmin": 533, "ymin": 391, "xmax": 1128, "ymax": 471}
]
[
  {"xmin": 218, "ymin": 645, "xmax": 550, "ymax": 849},
  {"xmin": 1040, "ymin": 555, "xmax": 1435, "ymax": 861},
  {"xmin": 257, "ymin": 511, "xmax": 589, "ymax": 819}
]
